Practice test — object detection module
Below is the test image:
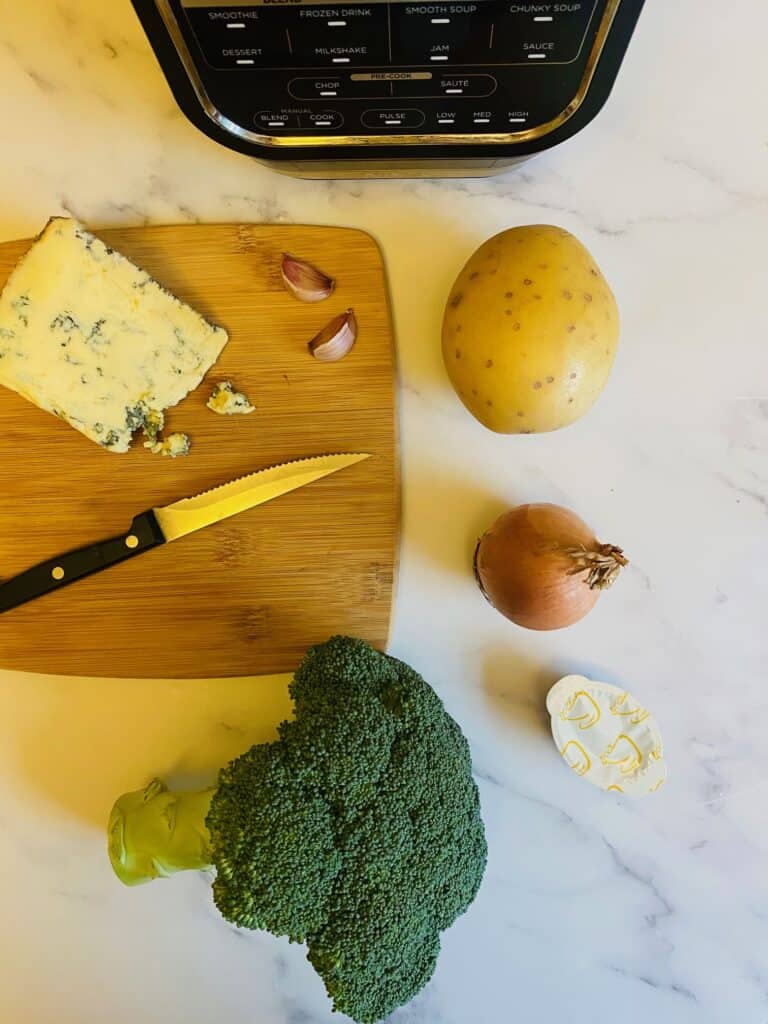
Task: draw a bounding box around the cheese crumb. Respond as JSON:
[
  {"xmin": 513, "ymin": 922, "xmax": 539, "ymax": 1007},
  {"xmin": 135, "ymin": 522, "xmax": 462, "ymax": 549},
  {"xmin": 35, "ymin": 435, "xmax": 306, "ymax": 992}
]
[
  {"xmin": 207, "ymin": 380, "xmax": 255, "ymax": 416},
  {"xmin": 145, "ymin": 432, "xmax": 191, "ymax": 458}
]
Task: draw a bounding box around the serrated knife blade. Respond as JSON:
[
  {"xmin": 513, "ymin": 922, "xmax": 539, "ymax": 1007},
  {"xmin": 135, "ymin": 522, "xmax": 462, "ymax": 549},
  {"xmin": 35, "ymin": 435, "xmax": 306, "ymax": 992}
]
[{"xmin": 154, "ymin": 452, "xmax": 369, "ymax": 542}]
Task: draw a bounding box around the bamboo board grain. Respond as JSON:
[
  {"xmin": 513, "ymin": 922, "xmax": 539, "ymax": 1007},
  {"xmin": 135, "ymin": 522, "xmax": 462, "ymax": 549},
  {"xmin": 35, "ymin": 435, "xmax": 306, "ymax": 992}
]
[{"xmin": 0, "ymin": 224, "xmax": 398, "ymax": 677}]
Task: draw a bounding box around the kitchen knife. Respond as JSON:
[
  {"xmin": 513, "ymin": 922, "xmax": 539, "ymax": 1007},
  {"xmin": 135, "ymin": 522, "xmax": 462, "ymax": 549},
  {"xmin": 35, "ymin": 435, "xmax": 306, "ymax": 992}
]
[{"xmin": 0, "ymin": 453, "xmax": 369, "ymax": 613}]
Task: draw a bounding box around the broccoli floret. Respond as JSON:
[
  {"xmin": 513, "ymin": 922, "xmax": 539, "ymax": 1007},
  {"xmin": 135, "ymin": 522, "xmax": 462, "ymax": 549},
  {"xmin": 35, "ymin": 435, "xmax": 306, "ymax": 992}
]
[
  {"xmin": 108, "ymin": 637, "xmax": 487, "ymax": 1023},
  {"xmin": 211, "ymin": 742, "xmax": 342, "ymax": 940}
]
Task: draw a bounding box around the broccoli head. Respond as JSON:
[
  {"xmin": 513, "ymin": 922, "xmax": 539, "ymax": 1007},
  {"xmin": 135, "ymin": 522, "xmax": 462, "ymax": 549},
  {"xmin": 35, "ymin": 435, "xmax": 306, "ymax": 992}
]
[{"xmin": 108, "ymin": 636, "xmax": 487, "ymax": 1022}]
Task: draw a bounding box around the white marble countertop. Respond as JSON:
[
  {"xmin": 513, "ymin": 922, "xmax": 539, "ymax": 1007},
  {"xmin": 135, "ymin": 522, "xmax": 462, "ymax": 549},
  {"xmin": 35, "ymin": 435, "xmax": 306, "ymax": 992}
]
[{"xmin": 1, "ymin": 2, "xmax": 767, "ymax": 1022}]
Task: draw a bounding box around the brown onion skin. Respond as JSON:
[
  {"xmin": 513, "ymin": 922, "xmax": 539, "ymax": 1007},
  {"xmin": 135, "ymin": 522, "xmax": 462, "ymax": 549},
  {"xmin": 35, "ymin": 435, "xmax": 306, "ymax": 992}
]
[{"xmin": 474, "ymin": 503, "xmax": 602, "ymax": 630}]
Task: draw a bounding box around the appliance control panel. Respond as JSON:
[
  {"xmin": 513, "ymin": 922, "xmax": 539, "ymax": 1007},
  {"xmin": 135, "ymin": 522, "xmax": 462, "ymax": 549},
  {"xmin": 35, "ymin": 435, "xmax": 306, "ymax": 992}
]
[{"xmin": 165, "ymin": 0, "xmax": 615, "ymax": 141}]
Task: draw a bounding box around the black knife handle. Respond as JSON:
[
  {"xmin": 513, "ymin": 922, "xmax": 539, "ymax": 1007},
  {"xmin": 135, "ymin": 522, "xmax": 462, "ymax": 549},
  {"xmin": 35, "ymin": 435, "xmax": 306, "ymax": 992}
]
[{"xmin": 0, "ymin": 510, "xmax": 165, "ymax": 614}]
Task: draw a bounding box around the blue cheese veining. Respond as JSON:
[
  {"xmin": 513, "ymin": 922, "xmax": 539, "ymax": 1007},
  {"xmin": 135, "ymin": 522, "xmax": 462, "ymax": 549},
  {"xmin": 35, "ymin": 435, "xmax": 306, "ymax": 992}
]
[{"xmin": 0, "ymin": 218, "xmax": 228, "ymax": 452}]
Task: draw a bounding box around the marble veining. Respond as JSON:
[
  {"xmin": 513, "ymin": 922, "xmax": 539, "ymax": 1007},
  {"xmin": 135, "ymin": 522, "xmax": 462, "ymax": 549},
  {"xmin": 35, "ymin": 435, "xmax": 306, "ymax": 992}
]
[{"xmin": 1, "ymin": 1, "xmax": 767, "ymax": 1022}]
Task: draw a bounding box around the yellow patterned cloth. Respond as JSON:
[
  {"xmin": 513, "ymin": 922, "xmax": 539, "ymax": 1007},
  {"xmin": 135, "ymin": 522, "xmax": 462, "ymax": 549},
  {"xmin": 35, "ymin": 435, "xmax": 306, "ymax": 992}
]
[{"xmin": 546, "ymin": 675, "xmax": 666, "ymax": 797}]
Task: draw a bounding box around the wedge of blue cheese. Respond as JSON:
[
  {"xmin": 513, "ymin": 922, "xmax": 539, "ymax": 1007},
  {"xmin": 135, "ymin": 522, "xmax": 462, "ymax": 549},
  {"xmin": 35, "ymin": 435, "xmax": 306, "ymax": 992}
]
[{"xmin": 0, "ymin": 218, "xmax": 228, "ymax": 452}]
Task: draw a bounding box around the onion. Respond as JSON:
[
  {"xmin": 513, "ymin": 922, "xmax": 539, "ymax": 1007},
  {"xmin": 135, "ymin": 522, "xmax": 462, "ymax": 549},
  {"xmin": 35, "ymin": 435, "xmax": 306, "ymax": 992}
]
[{"xmin": 473, "ymin": 503, "xmax": 627, "ymax": 631}]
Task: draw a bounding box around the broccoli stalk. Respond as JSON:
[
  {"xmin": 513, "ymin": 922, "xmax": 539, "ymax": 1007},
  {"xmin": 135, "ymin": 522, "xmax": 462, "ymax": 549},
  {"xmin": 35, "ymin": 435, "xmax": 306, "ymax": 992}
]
[
  {"xmin": 107, "ymin": 637, "xmax": 487, "ymax": 1023},
  {"xmin": 108, "ymin": 779, "xmax": 215, "ymax": 886}
]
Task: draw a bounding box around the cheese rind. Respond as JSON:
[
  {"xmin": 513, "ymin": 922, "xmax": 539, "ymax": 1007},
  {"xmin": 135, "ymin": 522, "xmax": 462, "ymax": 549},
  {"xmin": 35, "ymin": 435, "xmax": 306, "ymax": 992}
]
[{"xmin": 0, "ymin": 218, "xmax": 228, "ymax": 451}]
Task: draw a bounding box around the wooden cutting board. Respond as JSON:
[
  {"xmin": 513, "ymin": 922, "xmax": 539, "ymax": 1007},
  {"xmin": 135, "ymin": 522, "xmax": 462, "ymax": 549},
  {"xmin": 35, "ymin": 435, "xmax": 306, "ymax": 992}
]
[{"xmin": 0, "ymin": 224, "xmax": 398, "ymax": 678}]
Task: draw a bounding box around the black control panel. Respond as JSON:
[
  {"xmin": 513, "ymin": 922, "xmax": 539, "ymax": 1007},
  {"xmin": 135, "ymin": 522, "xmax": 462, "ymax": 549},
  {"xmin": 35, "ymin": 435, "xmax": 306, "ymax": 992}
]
[
  {"xmin": 132, "ymin": 0, "xmax": 645, "ymax": 168},
  {"xmin": 167, "ymin": 0, "xmax": 609, "ymax": 138}
]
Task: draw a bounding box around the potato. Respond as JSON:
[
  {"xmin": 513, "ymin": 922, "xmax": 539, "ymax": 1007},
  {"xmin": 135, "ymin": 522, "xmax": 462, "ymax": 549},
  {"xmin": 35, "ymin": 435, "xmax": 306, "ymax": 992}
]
[{"xmin": 442, "ymin": 225, "xmax": 619, "ymax": 433}]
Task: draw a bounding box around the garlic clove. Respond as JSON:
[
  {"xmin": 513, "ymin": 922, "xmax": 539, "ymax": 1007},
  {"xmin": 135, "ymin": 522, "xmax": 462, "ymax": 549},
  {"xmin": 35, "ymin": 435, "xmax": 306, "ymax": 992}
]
[
  {"xmin": 281, "ymin": 254, "xmax": 335, "ymax": 303},
  {"xmin": 308, "ymin": 309, "xmax": 357, "ymax": 362}
]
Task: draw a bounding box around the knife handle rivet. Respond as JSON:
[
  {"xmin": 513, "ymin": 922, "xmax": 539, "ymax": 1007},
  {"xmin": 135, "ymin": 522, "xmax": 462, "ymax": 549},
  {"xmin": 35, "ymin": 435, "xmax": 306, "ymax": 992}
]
[
  {"xmin": 125, "ymin": 535, "xmax": 140, "ymax": 549},
  {"xmin": 51, "ymin": 566, "xmax": 65, "ymax": 581}
]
